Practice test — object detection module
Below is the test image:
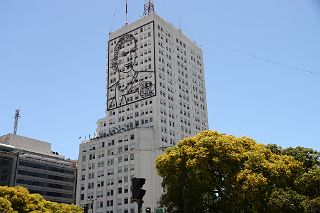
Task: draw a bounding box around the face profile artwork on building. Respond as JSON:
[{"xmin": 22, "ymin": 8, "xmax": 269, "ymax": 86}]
[{"xmin": 107, "ymin": 30, "xmax": 155, "ymax": 110}]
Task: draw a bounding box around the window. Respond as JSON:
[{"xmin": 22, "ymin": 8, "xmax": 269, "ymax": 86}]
[
  {"xmin": 98, "ymin": 201, "xmax": 104, "ymax": 208},
  {"xmin": 124, "ymin": 198, "xmax": 129, "ymax": 204},
  {"xmin": 107, "ymin": 168, "xmax": 114, "ymax": 175},
  {"xmin": 97, "ymin": 170, "xmax": 104, "ymax": 177},
  {"xmin": 97, "ymin": 181, "xmax": 103, "ymax": 187},
  {"xmin": 89, "ymin": 154, "xmax": 95, "ymax": 160},
  {"xmin": 89, "ymin": 163, "xmax": 95, "ymax": 169},
  {"xmin": 108, "ymin": 159, "xmax": 114, "ymax": 166},
  {"xmin": 124, "ymin": 186, "xmax": 129, "ymax": 193},
  {"xmin": 107, "ymin": 189, "xmax": 114, "ymax": 196},
  {"xmin": 117, "ymin": 198, "xmax": 122, "ymax": 205},
  {"xmin": 118, "ymin": 146, "xmax": 123, "ymax": 153},
  {"xmin": 107, "ymin": 200, "xmax": 114, "ymax": 207},
  {"xmin": 98, "ymin": 152, "xmax": 104, "ymax": 158},
  {"xmin": 98, "ymin": 161, "xmax": 105, "ymax": 167},
  {"xmin": 88, "ymin": 182, "xmax": 94, "ymax": 189},
  {"xmin": 88, "ymin": 172, "xmax": 95, "ymax": 179}
]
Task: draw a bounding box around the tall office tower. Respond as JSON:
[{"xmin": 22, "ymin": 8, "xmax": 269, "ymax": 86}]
[{"xmin": 76, "ymin": 8, "xmax": 208, "ymax": 213}]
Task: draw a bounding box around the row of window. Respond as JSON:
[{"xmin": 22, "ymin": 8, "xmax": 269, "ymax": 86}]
[
  {"xmin": 29, "ymin": 189, "xmax": 73, "ymax": 199},
  {"xmin": 16, "ymin": 178, "xmax": 73, "ymax": 191},
  {"xmin": 81, "ymin": 197, "xmax": 134, "ymax": 210},
  {"xmin": 108, "ymin": 100, "xmax": 154, "ymax": 127},
  {"xmin": 83, "ymin": 170, "xmax": 134, "ymax": 188},
  {"xmin": 83, "ymin": 152, "xmax": 135, "ymax": 170},
  {"xmin": 17, "ymin": 169, "xmax": 74, "ymax": 183},
  {"xmin": 82, "ymin": 134, "xmax": 135, "ymax": 156},
  {"xmin": 19, "ymin": 160, "xmax": 74, "ymax": 175}
]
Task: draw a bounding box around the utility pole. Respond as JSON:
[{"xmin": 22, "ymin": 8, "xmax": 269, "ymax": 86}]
[{"xmin": 13, "ymin": 109, "xmax": 20, "ymax": 135}]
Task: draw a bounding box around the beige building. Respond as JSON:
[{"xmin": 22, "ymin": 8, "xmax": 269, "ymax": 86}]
[
  {"xmin": 0, "ymin": 134, "xmax": 52, "ymax": 155},
  {"xmin": 0, "ymin": 134, "xmax": 77, "ymax": 204},
  {"xmin": 77, "ymin": 11, "xmax": 208, "ymax": 213}
]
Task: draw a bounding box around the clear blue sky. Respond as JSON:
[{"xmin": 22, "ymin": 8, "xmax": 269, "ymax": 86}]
[{"xmin": 1, "ymin": 0, "xmax": 319, "ymax": 159}]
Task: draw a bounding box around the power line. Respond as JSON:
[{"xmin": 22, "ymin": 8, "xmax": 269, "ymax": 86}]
[{"xmin": 183, "ymin": 30, "xmax": 320, "ymax": 78}]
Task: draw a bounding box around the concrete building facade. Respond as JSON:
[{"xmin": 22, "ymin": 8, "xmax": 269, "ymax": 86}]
[
  {"xmin": 0, "ymin": 134, "xmax": 52, "ymax": 155},
  {"xmin": 0, "ymin": 148, "xmax": 18, "ymax": 186},
  {"xmin": 0, "ymin": 134, "xmax": 77, "ymax": 204},
  {"xmin": 77, "ymin": 12, "xmax": 208, "ymax": 213}
]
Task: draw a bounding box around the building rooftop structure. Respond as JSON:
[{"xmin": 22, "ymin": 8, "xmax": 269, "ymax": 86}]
[{"xmin": 0, "ymin": 134, "xmax": 57, "ymax": 157}]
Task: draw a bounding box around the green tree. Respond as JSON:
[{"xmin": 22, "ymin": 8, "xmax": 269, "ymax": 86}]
[
  {"xmin": 268, "ymin": 188, "xmax": 305, "ymax": 213},
  {"xmin": 0, "ymin": 186, "xmax": 83, "ymax": 213},
  {"xmin": 45, "ymin": 201, "xmax": 83, "ymax": 213},
  {"xmin": 302, "ymin": 197, "xmax": 320, "ymax": 213},
  {"xmin": 282, "ymin": 146, "xmax": 320, "ymax": 171},
  {"xmin": 0, "ymin": 197, "xmax": 17, "ymax": 213},
  {"xmin": 267, "ymin": 145, "xmax": 320, "ymax": 212},
  {"xmin": 156, "ymin": 130, "xmax": 319, "ymax": 213}
]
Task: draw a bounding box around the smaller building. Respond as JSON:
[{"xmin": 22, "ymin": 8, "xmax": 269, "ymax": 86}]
[
  {"xmin": 0, "ymin": 145, "xmax": 18, "ymax": 186},
  {"xmin": 0, "ymin": 134, "xmax": 77, "ymax": 204}
]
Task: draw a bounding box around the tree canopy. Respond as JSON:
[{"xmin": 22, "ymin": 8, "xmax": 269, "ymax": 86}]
[
  {"xmin": 0, "ymin": 186, "xmax": 83, "ymax": 213},
  {"xmin": 156, "ymin": 130, "xmax": 320, "ymax": 213}
]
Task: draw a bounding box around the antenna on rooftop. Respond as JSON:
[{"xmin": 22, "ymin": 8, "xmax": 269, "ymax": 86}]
[
  {"xmin": 125, "ymin": 0, "xmax": 128, "ymax": 25},
  {"xmin": 144, "ymin": 0, "xmax": 154, "ymax": 16},
  {"xmin": 13, "ymin": 108, "xmax": 20, "ymax": 135}
]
